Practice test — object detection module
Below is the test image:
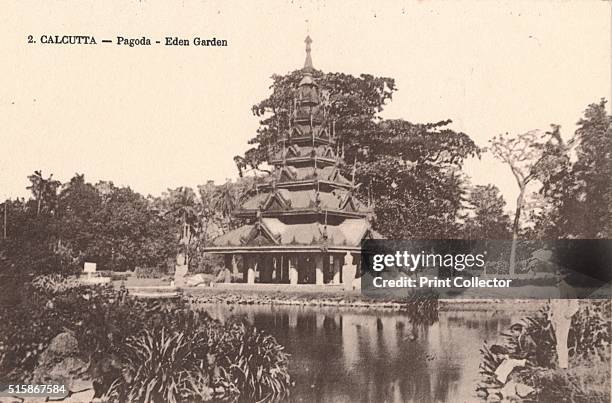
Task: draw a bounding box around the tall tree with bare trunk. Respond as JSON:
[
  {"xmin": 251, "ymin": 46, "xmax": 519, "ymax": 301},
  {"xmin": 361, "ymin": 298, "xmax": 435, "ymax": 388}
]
[{"xmin": 489, "ymin": 130, "xmax": 563, "ymax": 274}]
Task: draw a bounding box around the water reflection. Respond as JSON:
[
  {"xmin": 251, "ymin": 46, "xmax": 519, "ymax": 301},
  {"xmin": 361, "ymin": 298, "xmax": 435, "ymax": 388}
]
[{"xmin": 197, "ymin": 304, "xmax": 511, "ymax": 403}]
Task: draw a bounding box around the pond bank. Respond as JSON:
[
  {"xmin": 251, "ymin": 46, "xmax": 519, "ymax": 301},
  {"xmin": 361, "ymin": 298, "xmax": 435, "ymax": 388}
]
[{"xmin": 176, "ymin": 287, "xmax": 546, "ymax": 312}]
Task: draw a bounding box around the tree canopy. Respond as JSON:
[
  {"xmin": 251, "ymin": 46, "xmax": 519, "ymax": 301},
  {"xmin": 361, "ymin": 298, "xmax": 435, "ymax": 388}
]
[{"xmin": 236, "ymin": 68, "xmax": 480, "ymax": 238}]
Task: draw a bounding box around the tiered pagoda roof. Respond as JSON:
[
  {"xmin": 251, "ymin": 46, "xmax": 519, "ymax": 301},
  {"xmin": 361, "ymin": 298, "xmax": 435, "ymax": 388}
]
[{"xmin": 205, "ymin": 36, "xmax": 378, "ymax": 253}]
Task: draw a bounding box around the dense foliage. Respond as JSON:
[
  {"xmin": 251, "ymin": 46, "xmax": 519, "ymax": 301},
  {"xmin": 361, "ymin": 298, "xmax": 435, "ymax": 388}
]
[
  {"xmin": 533, "ymin": 100, "xmax": 612, "ymax": 238},
  {"xmin": 0, "ymin": 278, "xmax": 291, "ymax": 402},
  {"xmin": 241, "ymin": 67, "xmax": 610, "ymax": 241},
  {"xmin": 493, "ymin": 100, "xmax": 612, "ymax": 240},
  {"xmin": 478, "ymin": 301, "xmax": 611, "ymax": 402},
  {"xmin": 237, "ymin": 68, "xmax": 481, "ymax": 238},
  {"xmin": 0, "ymin": 173, "xmax": 258, "ymax": 275}
]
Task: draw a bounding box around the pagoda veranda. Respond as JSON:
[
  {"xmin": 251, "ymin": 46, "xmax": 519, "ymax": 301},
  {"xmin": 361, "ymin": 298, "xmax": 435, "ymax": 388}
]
[{"xmin": 202, "ymin": 36, "xmax": 380, "ymax": 286}]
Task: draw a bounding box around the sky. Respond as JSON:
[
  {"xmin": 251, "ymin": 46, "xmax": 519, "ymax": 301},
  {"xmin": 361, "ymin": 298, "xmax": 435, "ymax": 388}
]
[{"xmin": 1, "ymin": 0, "xmax": 610, "ymax": 212}]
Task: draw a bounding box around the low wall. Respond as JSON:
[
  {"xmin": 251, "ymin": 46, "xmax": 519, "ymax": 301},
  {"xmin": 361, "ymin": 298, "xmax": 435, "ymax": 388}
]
[{"xmin": 210, "ymin": 282, "xmax": 345, "ymax": 293}]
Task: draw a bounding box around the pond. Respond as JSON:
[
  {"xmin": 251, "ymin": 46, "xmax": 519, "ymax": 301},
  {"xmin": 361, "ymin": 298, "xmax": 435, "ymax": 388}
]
[{"xmin": 197, "ymin": 303, "xmax": 515, "ymax": 403}]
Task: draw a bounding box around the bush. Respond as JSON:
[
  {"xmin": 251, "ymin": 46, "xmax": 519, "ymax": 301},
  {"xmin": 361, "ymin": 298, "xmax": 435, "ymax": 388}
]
[
  {"xmin": 402, "ymin": 291, "xmax": 439, "ymax": 326},
  {"xmin": 0, "ymin": 279, "xmax": 292, "ymax": 401},
  {"xmin": 210, "ymin": 322, "xmax": 291, "ymax": 399},
  {"xmin": 115, "ymin": 328, "xmax": 213, "ymax": 403},
  {"xmin": 478, "ymin": 301, "xmax": 611, "ymax": 402},
  {"xmin": 109, "ymin": 272, "xmax": 130, "ymax": 281},
  {"xmin": 509, "ymin": 276, "xmax": 558, "ymax": 287},
  {"xmin": 0, "ymin": 281, "xmax": 63, "ymax": 382},
  {"xmin": 135, "ymin": 266, "xmax": 165, "ymax": 279},
  {"xmin": 31, "ymin": 273, "xmax": 81, "ymax": 293},
  {"xmin": 484, "ymin": 260, "xmax": 509, "ymax": 274},
  {"xmin": 513, "ymin": 360, "xmax": 610, "ymax": 403}
]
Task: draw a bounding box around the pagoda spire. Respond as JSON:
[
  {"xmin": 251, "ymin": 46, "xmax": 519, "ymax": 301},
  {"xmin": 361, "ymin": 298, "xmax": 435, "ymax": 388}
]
[{"xmin": 303, "ymin": 35, "xmax": 313, "ymax": 71}]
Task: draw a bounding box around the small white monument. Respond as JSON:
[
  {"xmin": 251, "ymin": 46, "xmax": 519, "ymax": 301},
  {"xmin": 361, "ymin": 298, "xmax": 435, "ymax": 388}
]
[
  {"xmin": 81, "ymin": 262, "xmax": 110, "ymax": 284},
  {"xmin": 549, "ymin": 299, "xmax": 580, "ymax": 369},
  {"xmin": 342, "ymin": 252, "xmax": 357, "ymax": 291},
  {"xmin": 174, "ymin": 253, "xmax": 189, "ymax": 288},
  {"xmin": 83, "ymin": 262, "xmax": 97, "ymax": 276}
]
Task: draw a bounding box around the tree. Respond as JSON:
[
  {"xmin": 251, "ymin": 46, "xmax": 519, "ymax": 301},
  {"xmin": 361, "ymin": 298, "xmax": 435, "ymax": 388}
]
[
  {"xmin": 26, "ymin": 170, "xmax": 60, "ymax": 216},
  {"xmin": 2, "ymin": 199, "xmax": 7, "ymax": 240},
  {"xmin": 463, "ymin": 184, "xmax": 511, "ymax": 239},
  {"xmin": 237, "ymin": 68, "xmax": 479, "ymax": 239},
  {"xmin": 527, "ymin": 100, "xmax": 611, "ymax": 239},
  {"xmin": 351, "ymin": 119, "xmax": 479, "ymax": 238},
  {"xmin": 55, "ymin": 174, "xmax": 103, "ymax": 265},
  {"xmin": 235, "ymin": 69, "xmax": 396, "ymax": 176},
  {"xmin": 566, "ymin": 99, "xmax": 611, "ymax": 238},
  {"xmin": 210, "ymin": 181, "xmax": 253, "ymax": 232},
  {"xmin": 92, "ymin": 185, "xmax": 175, "ymax": 271},
  {"xmin": 527, "ymin": 125, "xmax": 573, "ymax": 238},
  {"xmin": 489, "ymin": 129, "xmax": 564, "ymax": 273},
  {"xmin": 161, "ymin": 187, "xmax": 199, "ymax": 265}
]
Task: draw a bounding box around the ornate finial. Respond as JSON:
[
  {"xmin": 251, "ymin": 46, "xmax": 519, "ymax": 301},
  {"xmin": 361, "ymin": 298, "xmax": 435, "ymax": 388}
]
[{"xmin": 304, "ymin": 35, "xmax": 313, "ymax": 71}]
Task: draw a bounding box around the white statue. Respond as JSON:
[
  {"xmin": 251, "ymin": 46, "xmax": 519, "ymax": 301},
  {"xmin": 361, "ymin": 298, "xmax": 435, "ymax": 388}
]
[
  {"xmin": 342, "ymin": 252, "xmax": 357, "ymax": 291},
  {"xmin": 174, "ymin": 253, "xmax": 188, "ymax": 288}
]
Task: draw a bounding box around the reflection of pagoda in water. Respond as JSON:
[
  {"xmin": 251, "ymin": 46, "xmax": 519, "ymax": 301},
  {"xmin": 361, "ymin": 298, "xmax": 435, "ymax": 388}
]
[{"xmin": 204, "ymin": 36, "xmax": 379, "ymax": 285}]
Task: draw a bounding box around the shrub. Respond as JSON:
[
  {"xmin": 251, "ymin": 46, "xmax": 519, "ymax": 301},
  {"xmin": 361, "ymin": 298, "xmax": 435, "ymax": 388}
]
[
  {"xmin": 210, "ymin": 322, "xmax": 291, "ymax": 400},
  {"xmin": 512, "ymin": 360, "xmax": 610, "ymax": 403},
  {"xmin": 478, "ymin": 301, "xmax": 611, "ymax": 401},
  {"xmin": 402, "ymin": 291, "xmax": 439, "ymax": 326},
  {"xmin": 110, "ymin": 272, "xmax": 131, "ymax": 281},
  {"xmin": 0, "ymin": 279, "xmax": 292, "ymax": 401},
  {"xmin": 0, "ymin": 281, "xmax": 62, "ymax": 383},
  {"xmin": 509, "ymin": 276, "xmax": 558, "ymax": 287},
  {"xmin": 115, "ymin": 328, "xmax": 213, "ymax": 403},
  {"xmin": 31, "ymin": 273, "xmax": 81, "ymax": 293},
  {"xmin": 485, "ymin": 260, "xmax": 509, "ymax": 274},
  {"xmin": 135, "ymin": 266, "xmax": 165, "ymax": 279}
]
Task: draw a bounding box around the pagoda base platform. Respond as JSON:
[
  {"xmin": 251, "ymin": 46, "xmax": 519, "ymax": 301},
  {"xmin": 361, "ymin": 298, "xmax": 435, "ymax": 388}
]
[{"xmin": 207, "ymin": 282, "xmax": 345, "ymax": 292}]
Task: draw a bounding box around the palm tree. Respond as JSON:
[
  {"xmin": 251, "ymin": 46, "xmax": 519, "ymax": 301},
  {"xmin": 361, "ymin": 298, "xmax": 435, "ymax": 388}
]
[
  {"xmin": 27, "ymin": 170, "xmax": 60, "ymax": 216},
  {"xmin": 212, "ymin": 182, "xmax": 242, "ymax": 231},
  {"xmin": 163, "ymin": 187, "xmax": 199, "ymax": 264}
]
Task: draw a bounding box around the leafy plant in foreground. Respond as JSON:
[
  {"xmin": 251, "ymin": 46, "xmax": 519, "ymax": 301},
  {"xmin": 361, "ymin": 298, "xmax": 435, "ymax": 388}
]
[{"xmin": 115, "ymin": 328, "xmax": 213, "ymax": 403}]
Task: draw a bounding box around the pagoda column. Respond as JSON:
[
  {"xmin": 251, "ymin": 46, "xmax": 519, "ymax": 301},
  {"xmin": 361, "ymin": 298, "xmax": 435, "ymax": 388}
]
[
  {"xmin": 247, "ymin": 255, "xmax": 256, "ymax": 284},
  {"xmin": 332, "ymin": 254, "xmax": 341, "ymax": 284},
  {"xmin": 288, "ymin": 256, "xmax": 298, "ymax": 285},
  {"xmin": 271, "ymin": 257, "xmax": 277, "ymax": 282},
  {"xmin": 282, "ymin": 255, "xmax": 289, "ymax": 283},
  {"xmin": 232, "ymin": 255, "xmax": 239, "ymax": 277},
  {"xmin": 274, "ymin": 257, "xmax": 283, "ymax": 283},
  {"xmin": 242, "ymin": 254, "xmax": 248, "ymax": 283},
  {"xmin": 315, "ymin": 255, "xmax": 324, "ymax": 285},
  {"xmin": 223, "ymin": 255, "xmax": 232, "ymax": 283}
]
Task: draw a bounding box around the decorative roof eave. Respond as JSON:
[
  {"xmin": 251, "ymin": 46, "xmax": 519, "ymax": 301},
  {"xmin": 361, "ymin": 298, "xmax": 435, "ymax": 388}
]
[
  {"xmin": 233, "ymin": 208, "xmax": 370, "ymax": 219},
  {"xmin": 256, "ymin": 179, "xmax": 355, "ymax": 191},
  {"xmin": 269, "ymin": 156, "xmax": 336, "ymax": 166},
  {"xmin": 262, "ymin": 190, "xmax": 291, "ymax": 210},
  {"xmin": 201, "ymin": 245, "xmax": 361, "ymax": 254},
  {"xmin": 284, "ymin": 136, "xmax": 335, "ymax": 146},
  {"xmin": 292, "ymin": 116, "xmax": 325, "ymax": 125},
  {"xmin": 340, "ymin": 192, "xmax": 359, "ymax": 211}
]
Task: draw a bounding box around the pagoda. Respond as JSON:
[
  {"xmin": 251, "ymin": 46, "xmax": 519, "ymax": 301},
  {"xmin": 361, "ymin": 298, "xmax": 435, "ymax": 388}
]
[{"xmin": 204, "ymin": 36, "xmax": 378, "ymax": 285}]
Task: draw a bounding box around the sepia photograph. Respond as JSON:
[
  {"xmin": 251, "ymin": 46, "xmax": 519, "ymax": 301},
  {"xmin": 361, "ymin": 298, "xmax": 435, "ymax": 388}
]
[{"xmin": 1, "ymin": 1, "xmax": 611, "ymax": 402}]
